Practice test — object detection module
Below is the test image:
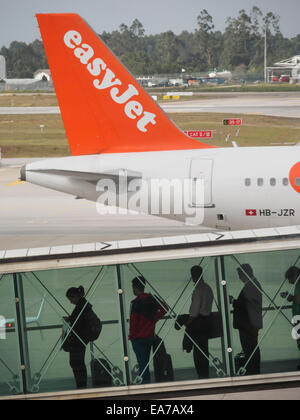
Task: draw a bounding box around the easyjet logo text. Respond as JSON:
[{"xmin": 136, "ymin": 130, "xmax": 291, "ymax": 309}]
[{"xmin": 64, "ymin": 30, "xmax": 157, "ymax": 133}]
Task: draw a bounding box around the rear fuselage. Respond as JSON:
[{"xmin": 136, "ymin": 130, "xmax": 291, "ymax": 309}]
[{"xmin": 22, "ymin": 146, "xmax": 300, "ymax": 231}]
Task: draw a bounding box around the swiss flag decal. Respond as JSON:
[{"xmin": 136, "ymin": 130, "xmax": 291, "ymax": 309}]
[{"xmin": 245, "ymin": 209, "xmax": 257, "ymax": 216}]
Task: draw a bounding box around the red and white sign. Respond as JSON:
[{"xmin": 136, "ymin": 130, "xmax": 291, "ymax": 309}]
[
  {"xmin": 184, "ymin": 130, "xmax": 213, "ymax": 138},
  {"xmin": 245, "ymin": 209, "xmax": 257, "ymax": 216},
  {"xmin": 224, "ymin": 119, "xmax": 242, "ymax": 126}
]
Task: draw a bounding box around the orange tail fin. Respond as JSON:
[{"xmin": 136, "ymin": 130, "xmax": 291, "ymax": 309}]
[{"xmin": 37, "ymin": 13, "xmax": 214, "ymax": 155}]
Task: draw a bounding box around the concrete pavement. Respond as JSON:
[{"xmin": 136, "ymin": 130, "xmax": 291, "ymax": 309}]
[{"xmin": 0, "ymin": 91, "xmax": 299, "ymax": 117}]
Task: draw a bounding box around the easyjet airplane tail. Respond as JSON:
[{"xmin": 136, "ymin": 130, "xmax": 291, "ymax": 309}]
[{"xmin": 36, "ymin": 13, "xmax": 214, "ymax": 155}]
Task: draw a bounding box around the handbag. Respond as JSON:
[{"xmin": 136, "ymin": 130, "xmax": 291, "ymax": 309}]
[
  {"xmin": 175, "ymin": 311, "xmax": 223, "ymax": 340},
  {"xmin": 189, "ymin": 312, "xmax": 223, "ymax": 340},
  {"xmin": 61, "ymin": 317, "xmax": 78, "ymax": 352},
  {"xmin": 207, "ymin": 296, "xmax": 223, "ymax": 339},
  {"xmin": 61, "ymin": 330, "xmax": 77, "ymax": 352},
  {"xmin": 207, "ymin": 312, "xmax": 223, "ymax": 339}
]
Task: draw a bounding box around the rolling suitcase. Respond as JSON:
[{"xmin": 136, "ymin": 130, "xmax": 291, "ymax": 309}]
[
  {"xmin": 90, "ymin": 342, "xmax": 114, "ymax": 387},
  {"xmin": 90, "ymin": 357, "xmax": 112, "ymax": 387},
  {"xmin": 152, "ymin": 335, "xmax": 174, "ymax": 382},
  {"xmin": 234, "ymin": 352, "xmax": 246, "ymax": 375}
]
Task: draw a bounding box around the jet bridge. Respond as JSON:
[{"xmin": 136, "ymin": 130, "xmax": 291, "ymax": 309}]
[{"xmin": 0, "ymin": 226, "xmax": 300, "ymax": 400}]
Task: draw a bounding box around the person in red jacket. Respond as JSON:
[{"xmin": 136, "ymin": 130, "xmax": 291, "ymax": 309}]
[{"xmin": 129, "ymin": 276, "xmax": 167, "ymax": 383}]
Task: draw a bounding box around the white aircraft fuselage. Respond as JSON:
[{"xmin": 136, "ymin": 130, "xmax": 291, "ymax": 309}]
[{"xmin": 22, "ymin": 146, "xmax": 300, "ymax": 231}]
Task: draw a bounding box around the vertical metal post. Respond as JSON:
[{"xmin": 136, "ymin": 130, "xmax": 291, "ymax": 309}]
[
  {"xmin": 219, "ymin": 256, "xmax": 234, "ymax": 377},
  {"xmin": 264, "ymin": 26, "xmax": 267, "ymax": 83},
  {"xmin": 215, "ymin": 257, "xmax": 234, "ymax": 377},
  {"xmin": 115, "ymin": 265, "xmax": 131, "ymax": 385},
  {"xmin": 13, "ymin": 273, "xmax": 31, "ymax": 394},
  {"xmin": 214, "ymin": 258, "xmax": 227, "ymax": 376}
]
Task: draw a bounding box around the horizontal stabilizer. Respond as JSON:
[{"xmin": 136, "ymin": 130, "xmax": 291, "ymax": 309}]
[{"xmin": 25, "ymin": 168, "xmax": 142, "ymax": 183}]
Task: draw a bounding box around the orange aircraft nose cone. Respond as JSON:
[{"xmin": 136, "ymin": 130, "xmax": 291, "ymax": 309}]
[{"xmin": 289, "ymin": 161, "xmax": 300, "ymax": 193}]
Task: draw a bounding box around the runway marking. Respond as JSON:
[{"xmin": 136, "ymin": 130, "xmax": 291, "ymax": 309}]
[
  {"xmin": 6, "ymin": 181, "xmax": 26, "ymax": 186},
  {"xmin": 25, "ymin": 220, "xmax": 49, "ymax": 224},
  {"xmin": 270, "ymin": 142, "xmax": 296, "ymax": 146}
]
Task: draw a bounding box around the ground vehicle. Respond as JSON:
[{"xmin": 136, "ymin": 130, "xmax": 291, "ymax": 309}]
[{"xmin": 279, "ymin": 75, "xmax": 290, "ymax": 83}]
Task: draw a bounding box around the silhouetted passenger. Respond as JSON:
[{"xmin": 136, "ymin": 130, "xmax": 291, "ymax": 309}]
[
  {"xmin": 186, "ymin": 265, "xmax": 214, "ymax": 379},
  {"xmin": 230, "ymin": 264, "xmax": 263, "ymax": 375},
  {"xmin": 65, "ymin": 286, "xmax": 91, "ymax": 389},
  {"xmin": 129, "ymin": 276, "xmax": 167, "ymax": 384}
]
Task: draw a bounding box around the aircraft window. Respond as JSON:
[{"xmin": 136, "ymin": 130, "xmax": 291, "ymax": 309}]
[
  {"xmin": 296, "ymin": 178, "xmax": 300, "ymax": 186},
  {"xmin": 257, "ymin": 178, "xmax": 264, "ymax": 187},
  {"xmin": 245, "ymin": 178, "xmax": 251, "ymax": 187},
  {"xmin": 270, "ymin": 178, "xmax": 276, "ymax": 186},
  {"xmin": 283, "ymin": 178, "xmax": 289, "ymax": 186}
]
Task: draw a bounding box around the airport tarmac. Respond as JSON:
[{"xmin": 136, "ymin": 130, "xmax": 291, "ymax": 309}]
[
  {"xmin": 0, "ymin": 159, "xmax": 205, "ymax": 251},
  {"xmin": 163, "ymin": 91, "xmax": 300, "ymax": 118},
  {"xmin": 0, "ymin": 91, "xmax": 300, "ymax": 117}
]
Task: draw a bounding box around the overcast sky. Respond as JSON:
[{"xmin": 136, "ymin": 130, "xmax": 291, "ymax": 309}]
[{"xmin": 1, "ymin": 0, "xmax": 300, "ymax": 48}]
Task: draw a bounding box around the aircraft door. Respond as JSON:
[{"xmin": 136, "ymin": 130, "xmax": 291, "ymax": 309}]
[{"xmin": 190, "ymin": 159, "xmax": 214, "ymax": 208}]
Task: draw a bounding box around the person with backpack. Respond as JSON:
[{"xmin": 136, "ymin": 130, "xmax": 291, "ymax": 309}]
[
  {"xmin": 129, "ymin": 276, "xmax": 167, "ymax": 384},
  {"xmin": 65, "ymin": 286, "xmax": 101, "ymax": 389}
]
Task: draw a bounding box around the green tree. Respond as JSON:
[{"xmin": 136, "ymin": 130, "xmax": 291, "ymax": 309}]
[
  {"xmin": 196, "ymin": 9, "xmax": 217, "ymax": 69},
  {"xmin": 154, "ymin": 31, "xmax": 182, "ymax": 73},
  {"xmin": 0, "ymin": 40, "xmax": 48, "ymax": 78},
  {"xmin": 290, "ymin": 35, "xmax": 300, "ymax": 56},
  {"xmin": 222, "ymin": 9, "xmax": 253, "ymax": 68}
]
